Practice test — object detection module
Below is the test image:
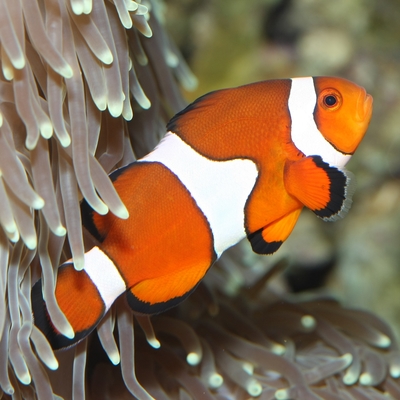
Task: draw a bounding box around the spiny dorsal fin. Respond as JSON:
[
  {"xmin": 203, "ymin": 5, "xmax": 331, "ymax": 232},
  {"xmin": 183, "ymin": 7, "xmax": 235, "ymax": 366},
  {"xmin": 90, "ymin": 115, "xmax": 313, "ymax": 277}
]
[{"xmin": 166, "ymin": 90, "xmax": 223, "ymax": 134}]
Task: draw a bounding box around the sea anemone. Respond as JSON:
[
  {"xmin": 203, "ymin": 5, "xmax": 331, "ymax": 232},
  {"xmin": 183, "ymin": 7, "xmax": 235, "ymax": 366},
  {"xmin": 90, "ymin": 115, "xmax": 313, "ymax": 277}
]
[
  {"xmin": 0, "ymin": 0, "xmax": 196, "ymax": 397},
  {"xmin": 1, "ymin": 1, "xmax": 399, "ymax": 399},
  {"xmin": 88, "ymin": 256, "xmax": 400, "ymax": 400}
]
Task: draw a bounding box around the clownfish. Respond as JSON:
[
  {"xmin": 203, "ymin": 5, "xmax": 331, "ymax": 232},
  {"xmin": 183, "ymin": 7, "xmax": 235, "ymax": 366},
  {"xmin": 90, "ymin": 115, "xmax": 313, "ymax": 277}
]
[{"xmin": 32, "ymin": 76, "xmax": 373, "ymax": 349}]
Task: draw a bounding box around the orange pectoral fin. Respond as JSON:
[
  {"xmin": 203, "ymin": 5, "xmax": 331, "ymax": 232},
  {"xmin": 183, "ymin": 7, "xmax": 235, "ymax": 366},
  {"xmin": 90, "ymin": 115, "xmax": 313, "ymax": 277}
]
[
  {"xmin": 247, "ymin": 208, "xmax": 302, "ymax": 255},
  {"xmin": 284, "ymin": 156, "xmax": 354, "ymax": 221},
  {"xmin": 126, "ymin": 263, "xmax": 210, "ymax": 315},
  {"xmin": 32, "ymin": 263, "xmax": 105, "ymax": 350}
]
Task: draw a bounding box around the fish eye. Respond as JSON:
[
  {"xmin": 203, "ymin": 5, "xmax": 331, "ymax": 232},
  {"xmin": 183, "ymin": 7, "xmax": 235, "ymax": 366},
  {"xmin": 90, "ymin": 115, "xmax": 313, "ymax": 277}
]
[
  {"xmin": 324, "ymin": 95, "xmax": 337, "ymax": 107},
  {"xmin": 319, "ymin": 89, "xmax": 342, "ymax": 111}
]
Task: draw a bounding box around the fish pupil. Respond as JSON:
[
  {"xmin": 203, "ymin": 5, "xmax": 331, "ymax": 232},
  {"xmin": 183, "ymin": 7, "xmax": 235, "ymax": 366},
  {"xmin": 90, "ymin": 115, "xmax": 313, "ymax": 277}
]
[{"xmin": 324, "ymin": 95, "xmax": 337, "ymax": 107}]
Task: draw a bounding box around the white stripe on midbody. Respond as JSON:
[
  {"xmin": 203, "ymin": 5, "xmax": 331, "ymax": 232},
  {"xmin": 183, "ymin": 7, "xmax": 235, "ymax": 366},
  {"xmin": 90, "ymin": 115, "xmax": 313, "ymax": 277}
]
[
  {"xmin": 288, "ymin": 77, "xmax": 351, "ymax": 168},
  {"xmin": 83, "ymin": 246, "xmax": 126, "ymax": 311},
  {"xmin": 139, "ymin": 132, "xmax": 258, "ymax": 257}
]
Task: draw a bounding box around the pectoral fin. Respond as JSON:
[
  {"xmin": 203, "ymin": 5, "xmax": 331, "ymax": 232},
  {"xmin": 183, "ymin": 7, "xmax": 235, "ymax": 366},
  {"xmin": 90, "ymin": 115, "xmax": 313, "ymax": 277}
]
[
  {"xmin": 284, "ymin": 156, "xmax": 354, "ymax": 221},
  {"xmin": 247, "ymin": 208, "xmax": 302, "ymax": 255}
]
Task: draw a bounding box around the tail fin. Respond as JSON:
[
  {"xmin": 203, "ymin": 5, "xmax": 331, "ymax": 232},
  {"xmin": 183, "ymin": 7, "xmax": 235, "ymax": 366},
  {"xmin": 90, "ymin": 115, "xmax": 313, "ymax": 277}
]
[{"xmin": 32, "ymin": 246, "xmax": 127, "ymax": 350}]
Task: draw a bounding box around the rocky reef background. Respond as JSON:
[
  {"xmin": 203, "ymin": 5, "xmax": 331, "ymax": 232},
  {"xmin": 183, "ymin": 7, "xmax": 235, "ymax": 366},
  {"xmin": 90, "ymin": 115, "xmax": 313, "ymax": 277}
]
[{"xmin": 166, "ymin": 0, "xmax": 400, "ymax": 342}]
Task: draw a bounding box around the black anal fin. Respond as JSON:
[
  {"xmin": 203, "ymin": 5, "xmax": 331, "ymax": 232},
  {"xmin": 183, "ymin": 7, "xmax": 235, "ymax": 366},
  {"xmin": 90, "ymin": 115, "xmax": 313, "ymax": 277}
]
[
  {"xmin": 248, "ymin": 229, "xmax": 283, "ymax": 255},
  {"xmin": 247, "ymin": 208, "xmax": 302, "ymax": 255}
]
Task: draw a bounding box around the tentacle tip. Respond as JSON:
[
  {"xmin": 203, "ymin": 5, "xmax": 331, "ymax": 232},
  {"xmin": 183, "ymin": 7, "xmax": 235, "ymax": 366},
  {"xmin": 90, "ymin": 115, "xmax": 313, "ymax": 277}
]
[
  {"xmin": 165, "ymin": 51, "xmax": 179, "ymax": 68},
  {"xmin": 25, "ymin": 236, "xmax": 38, "ymax": 250},
  {"xmin": 390, "ymin": 365, "xmax": 400, "ymax": 378},
  {"xmin": 55, "ymin": 225, "xmax": 67, "ymax": 236},
  {"xmin": 247, "ymin": 380, "xmax": 262, "ymax": 397},
  {"xmin": 46, "ymin": 358, "xmax": 59, "ymax": 370},
  {"xmin": 148, "ymin": 337, "xmax": 161, "ymax": 349},
  {"xmin": 208, "ymin": 374, "xmax": 223, "ymax": 389},
  {"xmin": 83, "ymin": 0, "xmax": 92, "ymax": 14},
  {"xmin": 59, "ymin": 134, "xmax": 72, "ymax": 148},
  {"xmin": 25, "ymin": 137, "xmax": 39, "ymax": 151},
  {"xmin": 342, "ymin": 370, "xmax": 359, "ymax": 386},
  {"xmin": 7, "ymin": 229, "xmax": 20, "ymax": 243},
  {"xmin": 139, "ymin": 97, "xmax": 151, "ymax": 110},
  {"xmin": 2, "ymin": 67, "xmax": 14, "ymax": 81},
  {"xmin": 271, "ymin": 343, "xmax": 286, "ymax": 355},
  {"xmin": 301, "ymin": 315, "xmax": 316, "ymax": 330},
  {"xmin": 115, "ymin": 206, "xmax": 129, "ymax": 220},
  {"xmin": 275, "ymin": 388, "xmax": 290, "ymax": 400},
  {"xmin": 127, "ymin": 1, "xmax": 138, "ymax": 12},
  {"xmin": 140, "ymin": 26, "xmax": 153, "ymax": 38},
  {"xmin": 73, "ymin": 259, "xmax": 85, "ymax": 271},
  {"xmin": 3, "ymin": 386, "xmax": 14, "ymax": 395},
  {"xmin": 94, "ymin": 97, "xmax": 107, "ymax": 112},
  {"xmin": 186, "ymin": 352, "xmax": 201, "ymax": 366},
  {"xmin": 122, "ymin": 19, "xmax": 133, "ymax": 29},
  {"xmin": 13, "ymin": 56, "xmax": 26, "ymax": 70},
  {"xmin": 19, "ymin": 372, "xmax": 32, "ymax": 386},
  {"xmin": 40, "ymin": 122, "xmax": 53, "ymax": 139},
  {"xmin": 341, "ymin": 353, "xmax": 353, "ymax": 367},
  {"xmin": 136, "ymin": 54, "xmax": 148, "ymax": 66},
  {"xmin": 122, "ymin": 106, "xmax": 133, "ymax": 121},
  {"xmin": 4, "ymin": 221, "xmax": 18, "ymax": 234},
  {"xmin": 109, "ymin": 352, "xmax": 121, "ymax": 365},
  {"xmin": 376, "ymin": 334, "xmax": 391, "ymax": 348},
  {"xmin": 71, "ymin": 2, "xmax": 84, "ymax": 15},
  {"xmin": 242, "ymin": 361, "xmax": 254, "ymax": 375},
  {"xmin": 182, "ymin": 75, "xmax": 199, "ymax": 92},
  {"xmin": 100, "ymin": 50, "xmax": 113, "ymax": 65},
  {"xmin": 95, "ymin": 203, "xmax": 109, "ymax": 216},
  {"xmin": 359, "ymin": 372, "xmax": 372, "ymax": 386},
  {"xmin": 107, "ymin": 102, "xmax": 123, "ymax": 118},
  {"xmin": 137, "ymin": 4, "xmax": 149, "ymax": 15},
  {"xmin": 61, "ymin": 64, "xmax": 74, "ymax": 79},
  {"xmin": 3, "ymin": 67, "xmax": 14, "ymax": 80},
  {"xmin": 33, "ymin": 197, "xmax": 45, "ymax": 210},
  {"xmin": 64, "ymin": 326, "xmax": 75, "ymax": 339}
]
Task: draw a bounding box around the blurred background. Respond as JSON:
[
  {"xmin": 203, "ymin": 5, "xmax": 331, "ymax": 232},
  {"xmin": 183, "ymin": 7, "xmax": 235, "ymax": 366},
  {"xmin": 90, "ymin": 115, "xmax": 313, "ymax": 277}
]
[{"xmin": 163, "ymin": 0, "xmax": 400, "ymax": 339}]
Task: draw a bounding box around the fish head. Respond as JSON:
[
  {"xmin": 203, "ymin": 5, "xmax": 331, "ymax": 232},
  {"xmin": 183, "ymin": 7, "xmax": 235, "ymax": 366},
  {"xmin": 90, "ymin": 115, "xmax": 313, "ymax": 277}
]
[{"xmin": 313, "ymin": 76, "xmax": 373, "ymax": 155}]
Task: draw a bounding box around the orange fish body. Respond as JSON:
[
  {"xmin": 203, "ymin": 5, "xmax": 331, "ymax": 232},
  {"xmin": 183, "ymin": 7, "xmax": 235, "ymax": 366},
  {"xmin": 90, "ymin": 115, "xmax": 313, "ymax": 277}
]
[{"xmin": 33, "ymin": 77, "xmax": 373, "ymax": 349}]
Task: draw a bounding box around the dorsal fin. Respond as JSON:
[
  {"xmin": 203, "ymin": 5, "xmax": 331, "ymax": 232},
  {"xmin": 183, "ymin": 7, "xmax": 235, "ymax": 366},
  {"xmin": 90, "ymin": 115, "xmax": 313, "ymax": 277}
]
[{"xmin": 166, "ymin": 90, "xmax": 221, "ymax": 134}]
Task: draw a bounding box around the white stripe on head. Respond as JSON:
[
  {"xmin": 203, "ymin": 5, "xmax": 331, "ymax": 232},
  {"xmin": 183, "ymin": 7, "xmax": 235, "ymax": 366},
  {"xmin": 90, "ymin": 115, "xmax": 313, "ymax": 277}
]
[
  {"xmin": 288, "ymin": 77, "xmax": 351, "ymax": 168},
  {"xmin": 83, "ymin": 246, "xmax": 126, "ymax": 312},
  {"xmin": 139, "ymin": 132, "xmax": 258, "ymax": 257}
]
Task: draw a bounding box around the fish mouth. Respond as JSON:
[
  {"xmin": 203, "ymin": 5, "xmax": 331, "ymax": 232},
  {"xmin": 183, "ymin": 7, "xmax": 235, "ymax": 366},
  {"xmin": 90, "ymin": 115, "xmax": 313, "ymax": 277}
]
[{"xmin": 356, "ymin": 89, "xmax": 373, "ymax": 123}]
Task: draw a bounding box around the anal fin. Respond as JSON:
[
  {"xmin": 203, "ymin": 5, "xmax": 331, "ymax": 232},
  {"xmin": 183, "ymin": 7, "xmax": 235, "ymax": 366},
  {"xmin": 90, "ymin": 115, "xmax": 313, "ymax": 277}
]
[
  {"xmin": 126, "ymin": 265, "xmax": 208, "ymax": 315},
  {"xmin": 247, "ymin": 208, "xmax": 302, "ymax": 255},
  {"xmin": 284, "ymin": 156, "xmax": 354, "ymax": 221}
]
